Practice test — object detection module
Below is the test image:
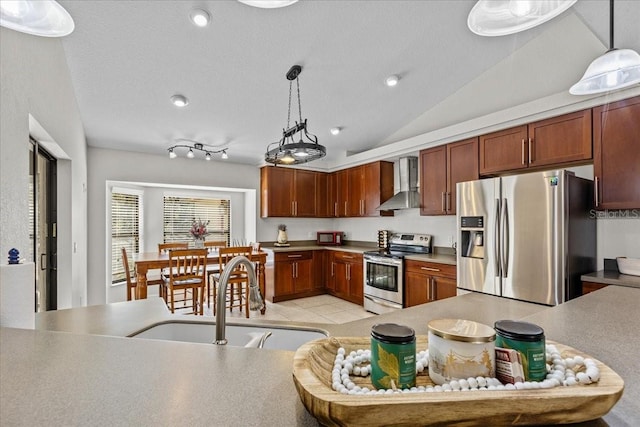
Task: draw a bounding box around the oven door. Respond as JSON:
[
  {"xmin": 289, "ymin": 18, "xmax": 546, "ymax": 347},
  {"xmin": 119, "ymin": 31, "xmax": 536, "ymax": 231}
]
[{"xmin": 363, "ymin": 256, "xmax": 403, "ymax": 306}]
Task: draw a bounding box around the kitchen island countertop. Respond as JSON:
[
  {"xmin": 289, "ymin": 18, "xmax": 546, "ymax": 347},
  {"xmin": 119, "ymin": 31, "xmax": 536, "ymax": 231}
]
[
  {"xmin": 581, "ymin": 270, "xmax": 640, "ymax": 288},
  {"xmin": 2, "ymin": 287, "xmax": 639, "ymax": 425}
]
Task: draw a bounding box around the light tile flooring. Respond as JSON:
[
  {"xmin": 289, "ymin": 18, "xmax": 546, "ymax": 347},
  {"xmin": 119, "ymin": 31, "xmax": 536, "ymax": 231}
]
[{"xmin": 200, "ymin": 294, "xmax": 377, "ymax": 324}]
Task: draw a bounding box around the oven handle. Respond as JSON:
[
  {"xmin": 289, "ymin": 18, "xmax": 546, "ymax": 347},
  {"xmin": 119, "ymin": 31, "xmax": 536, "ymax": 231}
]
[
  {"xmin": 364, "ymin": 295, "xmax": 403, "ymax": 310},
  {"xmin": 363, "ymin": 255, "xmax": 402, "ymax": 266}
]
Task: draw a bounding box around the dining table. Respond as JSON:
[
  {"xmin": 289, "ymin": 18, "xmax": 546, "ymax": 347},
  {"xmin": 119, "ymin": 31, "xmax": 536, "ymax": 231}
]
[{"xmin": 133, "ymin": 249, "xmax": 268, "ymax": 314}]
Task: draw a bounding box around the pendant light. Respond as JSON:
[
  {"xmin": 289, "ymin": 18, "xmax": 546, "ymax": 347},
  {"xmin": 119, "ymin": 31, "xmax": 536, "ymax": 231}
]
[
  {"xmin": 467, "ymin": 0, "xmax": 577, "ymax": 37},
  {"xmin": 0, "ymin": 0, "xmax": 74, "ymax": 37},
  {"xmin": 265, "ymin": 65, "xmax": 326, "ymax": 165},
  {"xmin": 569, "ymin": 0, "xmax": 640, "ymax": 95}
]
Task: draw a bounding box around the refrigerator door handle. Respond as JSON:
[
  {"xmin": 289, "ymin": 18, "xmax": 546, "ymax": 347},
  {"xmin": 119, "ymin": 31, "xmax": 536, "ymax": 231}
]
[
  {"xmin": 501, "ymin": 198, "xmax": 509, "ymax": 278},
  {"xmin": 494, "ymin": 198, "xmax": 501, "ymax": 277}
]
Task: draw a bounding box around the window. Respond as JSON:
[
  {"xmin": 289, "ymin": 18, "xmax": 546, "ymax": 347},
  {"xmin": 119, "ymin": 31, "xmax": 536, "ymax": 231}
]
[
  {"xmin": 111, "ymin": 191, "xmax": 140, "ymax": 284},
  {"xmin": 163, "ymin": 196, "xmax": 230, "ymax": 244}
]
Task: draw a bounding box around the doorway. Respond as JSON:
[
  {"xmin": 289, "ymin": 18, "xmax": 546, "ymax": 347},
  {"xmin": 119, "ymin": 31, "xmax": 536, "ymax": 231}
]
[{"xmin": 29, "ymin": 137, "xmax": 57, "ymax": 311}]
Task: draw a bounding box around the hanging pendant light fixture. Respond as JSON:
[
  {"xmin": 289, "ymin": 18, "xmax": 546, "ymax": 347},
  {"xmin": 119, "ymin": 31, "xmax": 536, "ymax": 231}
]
[
  {"xmin": 570, "ymin": 0, "xmax": 640, "ymax": 95},
  {"xmin": 265, "ymin": 65, "xmax": 326, "ymax": 165},
  {"xmin": 0, "ymin": 0, "xmax": 74, "ymax": 37},
  {"xmin": 467, "ymin": 0, "xmax": 577, "ymax": 37}
]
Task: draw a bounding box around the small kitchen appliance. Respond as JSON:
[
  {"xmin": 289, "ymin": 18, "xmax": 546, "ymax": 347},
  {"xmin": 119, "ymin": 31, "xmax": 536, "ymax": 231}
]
[
  {"xmin": 316, "ymin": 231, "xmax": 344, "ymax": 246},
  {"xmin": 363, "ymin": 233, "xmax": 432, "ymax": 314}
]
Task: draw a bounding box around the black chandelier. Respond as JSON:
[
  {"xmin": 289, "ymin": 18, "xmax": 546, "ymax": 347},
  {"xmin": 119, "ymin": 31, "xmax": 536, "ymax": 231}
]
[
  {"xmin": 167, "ymin": 139, "xmax": 228, "ymax": 161},
  {"xmin": 265, "ymin": 65, "xmax": 326, "ymax": 165}
]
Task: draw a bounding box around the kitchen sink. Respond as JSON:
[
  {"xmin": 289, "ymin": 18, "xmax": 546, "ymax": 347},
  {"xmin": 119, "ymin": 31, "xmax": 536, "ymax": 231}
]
[{"xmin": 129, "ymin": 320, "xmax": 328, "ymax": 350}]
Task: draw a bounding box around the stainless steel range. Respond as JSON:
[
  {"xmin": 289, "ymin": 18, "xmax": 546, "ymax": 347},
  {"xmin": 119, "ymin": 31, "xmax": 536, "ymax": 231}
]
[{"xmin": 363, "ymin": 233, "xmax": 433, "ymax": 314}]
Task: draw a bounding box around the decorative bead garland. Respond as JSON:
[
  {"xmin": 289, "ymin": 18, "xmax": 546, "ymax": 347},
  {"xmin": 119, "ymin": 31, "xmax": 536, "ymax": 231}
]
[{"xmin": 331, "ymin": 344, "xmax": 600, "ymax": 395}]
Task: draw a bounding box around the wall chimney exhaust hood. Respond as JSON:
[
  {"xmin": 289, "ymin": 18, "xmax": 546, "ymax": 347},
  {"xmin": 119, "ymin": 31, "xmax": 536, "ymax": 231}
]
[{"xmin": 377, "ymin": 156, "xmax": 420, "ymax": 210}]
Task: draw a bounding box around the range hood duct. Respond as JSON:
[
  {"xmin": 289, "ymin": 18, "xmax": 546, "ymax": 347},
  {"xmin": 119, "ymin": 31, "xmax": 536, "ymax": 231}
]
[{"xmin": 377, "ymin": 156, "xmax": 420, "ymax": 210}]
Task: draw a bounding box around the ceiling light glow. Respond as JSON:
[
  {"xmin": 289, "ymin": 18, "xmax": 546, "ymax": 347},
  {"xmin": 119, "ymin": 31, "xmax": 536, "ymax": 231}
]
[
  {"xmin": 0, "ymin": 0, "xmax": 75, "ymax": 37},
  {"xmin": 170, "ymin": 94, "xmax": 189, "ymax": 107},
  {"xmin": 330, "ymin": 127, "xmax": 341, "ymax": 136},
  {"xmin": 385, "ymin": 75, "xmax": 399, "ymax": 87},
  {"xmin": 238, "ymin": 0, "xmax": 298, "ymax": 9},
  {"xmin": 190, "ymin": 9, "xmax": 210, "ymax": 27}
]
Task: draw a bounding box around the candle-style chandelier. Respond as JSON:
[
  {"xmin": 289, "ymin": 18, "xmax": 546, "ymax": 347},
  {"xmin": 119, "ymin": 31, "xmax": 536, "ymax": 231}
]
[
  {"xmin": 167, "ymin": 139, "xmax": 228, "ymax": 161},
  {"xmin": 265, "ymin": 65, "xmax": 326, "ymax": 165}
]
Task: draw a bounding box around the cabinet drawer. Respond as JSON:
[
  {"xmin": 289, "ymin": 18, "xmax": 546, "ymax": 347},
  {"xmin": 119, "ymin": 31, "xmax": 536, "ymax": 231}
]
[
  {"xmin": 332, "ymin": 251, "xmax": 363, "ymax": 263},
  {"xmin": 274, "ymin": 251, "xmax": 313, "ymax": 262},
  {"xmin": 405, "ymin": 260, "xmax": 456, "ymax": 278}
]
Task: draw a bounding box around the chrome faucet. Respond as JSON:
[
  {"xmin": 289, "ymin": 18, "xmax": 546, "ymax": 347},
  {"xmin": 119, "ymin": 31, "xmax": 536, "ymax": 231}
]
[{"xmin": 213, "ymin": 255, "xmax": 265, "ymax": 345}]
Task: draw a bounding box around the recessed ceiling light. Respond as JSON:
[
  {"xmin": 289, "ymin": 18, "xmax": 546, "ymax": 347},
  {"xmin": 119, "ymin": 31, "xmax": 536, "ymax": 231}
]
[
  {"xmin": 385, "ymin": 75, "xmax": 399, "ymax": 87},
  {"xmin": 170, "ymin": 94, "xmax": 189, "ymax": 107},
  {"xmin": 238, "ymin": 0, "xmax": 298, "ymax": 8},
  {"xmin": 330, "ymin": 127, "xmax": 341, "ymax": 136},
  {"xmin": 190, "ymin": 9, "xmax": 210, "ymax": 27}
]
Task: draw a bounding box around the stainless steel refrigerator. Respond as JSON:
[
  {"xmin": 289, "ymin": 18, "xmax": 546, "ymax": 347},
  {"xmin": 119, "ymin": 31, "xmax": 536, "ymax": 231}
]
[{"xmin": 456, "ymin": 170, "xmax": 596, "ymax": 306}]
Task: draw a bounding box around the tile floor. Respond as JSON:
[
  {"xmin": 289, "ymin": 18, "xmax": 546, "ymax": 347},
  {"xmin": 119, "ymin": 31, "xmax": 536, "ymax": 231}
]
[{"xmin": 201, "ymin": 294, "xmax": 377, "ymax": 324}]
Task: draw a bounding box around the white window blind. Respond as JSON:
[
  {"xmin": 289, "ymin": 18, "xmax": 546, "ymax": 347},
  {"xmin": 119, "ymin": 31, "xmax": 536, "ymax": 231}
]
[
  {"xmin": 111, "ymin": 192, "xmax": 140, "ymax": 284},
  {"xmin": 163, "ymin": 196, "xmax": 230, "ymax": 244}
]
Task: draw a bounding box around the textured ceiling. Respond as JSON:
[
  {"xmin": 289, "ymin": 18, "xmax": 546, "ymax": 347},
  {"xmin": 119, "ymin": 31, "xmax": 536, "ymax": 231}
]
[{"xmin": 57, "ymin": 0, "xmax": 640, "ymax": 168}]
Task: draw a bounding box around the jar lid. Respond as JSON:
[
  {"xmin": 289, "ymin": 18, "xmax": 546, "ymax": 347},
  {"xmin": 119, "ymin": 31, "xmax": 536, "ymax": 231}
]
[
  {"xmin": 494, "ymin": 320, "xmax": 544, "ymax": 341},
  {"xmin": 371, "ymin": 323, "xmax": 415, "ymax": 343},
  {"xmin": 428, "ymin": 319, "xmax": 495, "ymax": 343}
]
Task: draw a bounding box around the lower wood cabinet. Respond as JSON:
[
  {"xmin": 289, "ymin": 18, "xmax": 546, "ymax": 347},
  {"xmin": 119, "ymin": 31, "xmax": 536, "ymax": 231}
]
[
  {"xmin": 404, "ymin": 260, "xmax": 457, "ymax": 307},
  {"xmin": 327, "ymin": 251, "xmax": 364, "ymax": 305},
  {"xmin": 581, "ymin": 281, "xmax": 607, "ymax": 296},
  {"xmin": 266, "ymin": 251, "xmax": 323, "ymax": 303}
]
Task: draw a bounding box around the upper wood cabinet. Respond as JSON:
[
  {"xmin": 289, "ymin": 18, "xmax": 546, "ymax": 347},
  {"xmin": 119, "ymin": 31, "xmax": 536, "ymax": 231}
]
[
  {"xmin": 260, "ymin": 167, "xmax": 319, "ymax": 217},
  {"xmin": 329, "ymin": 161, "xmax": 394, "ymax": 217},
  {"xmin": 420, "ymin": 138, "xmax": 479, "ymax": 216},
  {"xmin": 593, "ymin": 96, "xmax": 640, "ymax": 210},
  {"xmin": 479, "ymin": 110, "xmax": 592, "ymax": 175}
]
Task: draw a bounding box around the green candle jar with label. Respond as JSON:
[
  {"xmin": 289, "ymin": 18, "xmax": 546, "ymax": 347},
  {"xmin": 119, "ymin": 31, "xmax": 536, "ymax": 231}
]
[{"xmin": 370, "ymin": 323, "xmax": 416, "ymax": 390}]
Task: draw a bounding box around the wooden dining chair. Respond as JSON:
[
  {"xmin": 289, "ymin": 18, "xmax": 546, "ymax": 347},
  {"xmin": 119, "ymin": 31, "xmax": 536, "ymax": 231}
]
[
  {"xmin": 163, "ymin": 248, "xmax": 208, "ymax": 315},
  {"xmin": 157, "ymin": 242, "xmax": 189, "ymax": 303},
  {"xmin": 203, "ymin": 240, "xmax": 228, "ymax": 307},
  {"xmin": 121, "ymin": 247, "xmax": 138, "ymax": 301},
  {"xmin": 211, "ymin": 246, "xmax": 253, "ymax": 318}
]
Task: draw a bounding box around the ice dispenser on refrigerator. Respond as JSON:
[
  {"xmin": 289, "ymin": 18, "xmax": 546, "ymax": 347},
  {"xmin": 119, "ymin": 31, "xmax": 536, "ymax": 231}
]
[{"xmin": 460, "ymin": 216, "xmax": 484, "ymax": 259}]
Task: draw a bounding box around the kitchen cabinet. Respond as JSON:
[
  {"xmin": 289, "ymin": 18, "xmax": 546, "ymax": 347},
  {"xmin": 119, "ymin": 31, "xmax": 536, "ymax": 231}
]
[
  {"xmin": 420, "ymin": 138, "xmax": 478, "ymax": 216},
  {"xmin": 267, "ymin": 251, "xmax": 321, "ymax": 302},
  {"xmin": 328, "ymin": 251, "xmax": 363, "ymax": 305},
  {"xmin": 260, "ymin": 167, "xmax": 320, "ymax": 217},
  {"xmin": 328, "ymin": 161, "xmax": 394, "ymax": 217},
  {"xmin": 479, "ymin": 110, "xmax": 592, "ymax": 175},
  {"xmin": 593, "ymin": 96, "xmax": 640, "ymax": 210},
  {"xmin": 404, "ymin": 260, "xmax": 457, "ymax": 307},
  {"xmin": 581, "ymin": 281, "xmax": 607, "ymax": 295}
]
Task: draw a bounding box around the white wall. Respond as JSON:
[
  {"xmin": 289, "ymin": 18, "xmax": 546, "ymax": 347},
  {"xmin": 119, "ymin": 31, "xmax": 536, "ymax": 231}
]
[{"xmin": 0, "ymin": 27, "xmax": 87, "ymax": 309}]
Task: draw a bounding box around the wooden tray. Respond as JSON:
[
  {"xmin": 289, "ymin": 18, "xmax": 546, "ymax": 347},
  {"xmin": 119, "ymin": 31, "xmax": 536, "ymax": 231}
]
[{"xmin": 292, "ymin": 336, "xmax": 624, "ymax": 426}]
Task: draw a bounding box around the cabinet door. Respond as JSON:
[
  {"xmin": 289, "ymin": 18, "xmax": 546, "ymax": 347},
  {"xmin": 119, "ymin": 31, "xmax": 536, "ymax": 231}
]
[
  {"xmin": 315, "ymin": 172, "xmax": 330, "ymax": 218},
  {"xmin": 326, "ymin": 253, "xmax": 337, "ymax": 292},
  {"xmin": 334, "ymin": 261, "xmax": 349, "ymax": 297},
  {"xmin": 432, "ymin": 276, "xmax": 457, "ymax": 301},
  {"xmin": 447, "ymin": 138, "xmax": 479, "ymax": 215},
  {"xmin": 405, "ymin": 272, "xmax": 430, "ymax": 307},
  {"xmin": 479, "ymin": 125, "xmax": 528, "ymax": 175},
  {"xmin": 363, "ymin": 162, "xmax": 395, "ymax": 217},
  {"xmin": 420, "ymin": 146, "xmax": 448, "ymax": 215},
  {"xmin": 348, "ymin": 261, "xmax": 364, "ymax": 303},
  {"xmin": 273, "ymin": 260, "xmax": 295, "ymax": 296},
  {"xmin": 328, "ymin": 172, "xmax": 339, "ymax": 217},
  {"xmin": 294, "ymin": 259, "xmax": 313, "ymax": 293},
  {"xmin": 336, "ymin": 170, "xmax": 350, "ymax": 217},
  {"xmin": 593, "ymin": 96, "xmax": 640, "ymax": 210},
  {"xmin": 260, "ymin": 166, "xmax": 293, "ymax": 217},
  {"xmin": 347, "ymin": 166, "xmax": 364, "ymax": 216},
  {"xmin": 293, "ymin": 169, "xmax": 317, "ymax": 217},
  {"xmin": 528, "ymin": 109, "xmax": 592, "ymax": 168}
]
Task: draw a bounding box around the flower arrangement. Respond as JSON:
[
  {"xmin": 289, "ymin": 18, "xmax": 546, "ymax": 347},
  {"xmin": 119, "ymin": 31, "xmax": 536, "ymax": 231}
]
[{"xmin": 190, "ymin": 218, "xmax": 210, "ymax": 240}]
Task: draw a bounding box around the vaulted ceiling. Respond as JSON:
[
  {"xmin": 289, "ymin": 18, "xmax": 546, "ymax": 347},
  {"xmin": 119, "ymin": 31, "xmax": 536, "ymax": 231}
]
[{"xmin": 58, "ymin": 0, "xmax": 640, "ymax": 168}]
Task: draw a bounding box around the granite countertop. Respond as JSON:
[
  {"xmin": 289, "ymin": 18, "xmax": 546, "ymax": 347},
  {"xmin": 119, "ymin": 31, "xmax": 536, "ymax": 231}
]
[
  {"xmin": 3, "ymin": 287, "xmax": 639, "ymax": 425},
  {"xmin": 403, "ymin": 253, "xmax": 457, "ymax": 265},
  {"xmin": 581, "ymin": 270, "xmax": 640, "ymax": 288}
]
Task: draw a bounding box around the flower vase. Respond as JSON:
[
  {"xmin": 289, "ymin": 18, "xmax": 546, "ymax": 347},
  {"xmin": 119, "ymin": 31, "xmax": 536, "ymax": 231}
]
[
  {"xmin": 277, "ymin": 230, "xmax": 288, "ymax": 244},
  {"xmin": 194, "ymin": 238, "xmax": 205, "ymax": 249}
]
